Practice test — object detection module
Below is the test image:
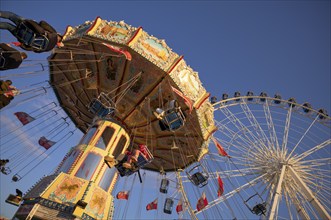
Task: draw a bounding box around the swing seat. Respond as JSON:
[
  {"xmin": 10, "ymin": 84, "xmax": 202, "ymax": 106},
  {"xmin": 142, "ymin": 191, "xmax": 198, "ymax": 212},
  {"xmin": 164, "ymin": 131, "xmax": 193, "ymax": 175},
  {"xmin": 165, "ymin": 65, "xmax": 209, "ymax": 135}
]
[
  {"xmin": 116, "ymin": 148, "xmax": 153, "ymax": 177},
  {"xmin": 5, "ymin": 194, "xmax": 22, "ymax": 206},
  {"xmin": 252, "ymin": 203, "xmax": 267, "ymax": 216},
  {"xmin": 156, "ymin": 100, "xmax": 185, "ymax": 131},
  {"xmin": 190, "ymin": 172, "xmax": 208, "ymax": 187},
  {"xmin": 1, "ymin": 166, "xmax": 11, "ymax": 175},
  {"xmin": 12, "ymin": 174, "xmax": 22, "ymax": 182},
  {"xmin": 16, "ymin": 22, "xmax": 49, "ymax": 50},
  {"xmin": 160, "ymin": 178, "xmax": 170, "ymax": 194},
  {"xmin": 163, "ymin": 198, "xmax": 174, "ymax": 214},
  {"xmin": 244, "ymin": 193, "xmax": 267, "ymax": 216},
  {"xmin": 88, "ymin": 92, "xmax": 115, "ymax": 117},
  {"xmin": 186, "ymin": 163, "xmax": 209, "ymax": 188}
]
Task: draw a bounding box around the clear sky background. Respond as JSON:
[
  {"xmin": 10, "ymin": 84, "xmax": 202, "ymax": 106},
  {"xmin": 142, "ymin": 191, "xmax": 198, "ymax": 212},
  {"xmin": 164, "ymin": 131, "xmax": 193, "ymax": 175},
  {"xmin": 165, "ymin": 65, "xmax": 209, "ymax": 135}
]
[{"xmin": 0, "ymin": 0, "xmax": 330, "ymax": 219}]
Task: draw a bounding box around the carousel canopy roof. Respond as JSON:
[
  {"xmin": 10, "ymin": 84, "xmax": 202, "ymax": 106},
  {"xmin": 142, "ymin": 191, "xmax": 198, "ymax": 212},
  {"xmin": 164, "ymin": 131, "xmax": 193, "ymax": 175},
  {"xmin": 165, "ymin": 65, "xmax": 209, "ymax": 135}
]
[{"xmin": 49, "ymin": 17, "xmax": 216, "ymax": 172}]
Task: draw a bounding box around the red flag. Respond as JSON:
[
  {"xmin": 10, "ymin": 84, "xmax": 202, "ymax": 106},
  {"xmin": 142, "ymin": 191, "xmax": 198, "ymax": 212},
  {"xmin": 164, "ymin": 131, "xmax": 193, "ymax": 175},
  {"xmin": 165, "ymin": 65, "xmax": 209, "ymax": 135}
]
[
  {"xmin": 211, "ymin": 137, "xmax": 229, "ymax": 157},
  {"xmin": 116, "ymin": 191, "xmax": 129, "ymax": 200},
  {"xmin": 38, "ymin": 136, "xmax": 56, "ymax": 150},
  {"xmin": 196, "ymin": 192, "xmax": 208, "ymax": 211},
  {"xmin": 14, "ymin": 112, "xmax": 35, "ymax": 125},
  {"xmin": 171, "ymin": 86, "xmax": 193, "ymax": 113},
  {"xmin": 176, "ymin": 199, "xmax": 183, "ymax": 214},
  {"xmin": 217, "ymin": 173, "xmax": 224, "ymax": 197},
  {"xmin": 102, "ymin": 43, "xmax": 132, "ymax": 61},
  {"xmin": 146, "ymin": 198, "xmax": 158, "ymax": 211}
]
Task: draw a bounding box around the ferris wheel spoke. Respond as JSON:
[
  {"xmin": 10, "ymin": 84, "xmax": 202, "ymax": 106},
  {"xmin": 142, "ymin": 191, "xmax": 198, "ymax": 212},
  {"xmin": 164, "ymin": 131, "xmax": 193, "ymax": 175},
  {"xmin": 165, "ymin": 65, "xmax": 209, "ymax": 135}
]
[
  {"xmin": 281, "ymin": 107, "xmax": 293, "ymax": 157},
  {"xmin": 296, "ymin": 167, "xmax": 331, "ymax": 181},
  {"xmin": 194, "ymin": 173, "xmax": 267, "ymax": 214},
  {"xmin": 286, "ymin": 187, "xmax": 311, "ymax": 220},
  {"xmin": 286, "ymin": 115, "xmax": 319, "ymax": 160},
  {"xmin": 300, "ymin": 173, "xmax": 331, "ymax": 188},
  {"xmin": 287, "ymin": 166, "xmax": 331, "ymax": 219},
  {"xmin": 240, "ymin": 101, "xmax": 273, "ymax": 148},
  {"xmin": 263, "ymin": 101, "xmax": 281, "ymax": 152},
  {"xmin": 292, "ymin": 139, "xmax": 331, "ymax": 162},
  {"xmin": 219, "ymin": 127, "xmax": 269, "ymax": 160},
  {"xmin": 215, "ymin": 120, "xmax": 260, "ymax": 153},
  {"xmin": 221, "ymin": 167, "xmax": 262, "ymax": 178},
  {"xmin": 296, "ymin": 157, "xmax": 331, "ymax": 166},
  {"xmin": 284, "ymin": 190, "xmax": 294, "ymax": 220},
  {"xmin": 218, "ymin": 107, "xmax": 270, "ymax": 151}
]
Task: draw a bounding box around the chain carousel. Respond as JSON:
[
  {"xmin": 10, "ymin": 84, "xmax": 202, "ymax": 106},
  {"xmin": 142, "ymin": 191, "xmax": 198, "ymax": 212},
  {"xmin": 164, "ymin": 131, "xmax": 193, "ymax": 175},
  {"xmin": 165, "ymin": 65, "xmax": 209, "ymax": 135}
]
[
  {"xmin": 1, "ymin": 17, "xmax": 330, "ymax": 220},
  {"xmin": 3, "ymin": 17, "xmax": 215, "ymax": 220}
]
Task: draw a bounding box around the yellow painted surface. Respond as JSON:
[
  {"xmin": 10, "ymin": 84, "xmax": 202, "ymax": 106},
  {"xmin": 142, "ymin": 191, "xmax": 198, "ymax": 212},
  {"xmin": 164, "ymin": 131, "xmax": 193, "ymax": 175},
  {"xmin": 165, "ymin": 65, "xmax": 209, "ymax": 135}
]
[
  {"xmin": 41, "ymin": 173, "xmax": 89, "ymax": 205},
  {"xmin": 127, "ymin": 28, "xmax": 142, "ymax": 46},
  {"xmin": 83, "ymin": 183, "xmax": 112, "ymax": 220},
  {"xmin": 87, "ymin": 17, "xmax": 102, "ymax": 35}
]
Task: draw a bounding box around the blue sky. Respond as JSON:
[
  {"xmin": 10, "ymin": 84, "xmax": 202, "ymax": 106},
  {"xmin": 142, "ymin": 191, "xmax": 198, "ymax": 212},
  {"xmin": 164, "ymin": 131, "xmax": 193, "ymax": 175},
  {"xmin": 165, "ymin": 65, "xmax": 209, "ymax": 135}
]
[{"xmin": 0, "ymin": 0, "xmax": 330, "ymax": 219}]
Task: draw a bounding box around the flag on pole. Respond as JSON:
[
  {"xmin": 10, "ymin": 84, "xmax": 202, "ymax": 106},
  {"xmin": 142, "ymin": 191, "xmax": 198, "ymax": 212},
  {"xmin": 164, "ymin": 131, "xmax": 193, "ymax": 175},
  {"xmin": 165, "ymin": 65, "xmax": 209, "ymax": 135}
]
[
  {"xmin": 38, "ymin": 136, "xmax": 56, "ymax": 150},
  {"xmin": 196, "ymin": 192, "xmax": 208, "ymax": 211},
  {"xmin": 211, "ymin": 137, "xmax": 230, "ymax": 157},
  {"xmin": 217, "ymin": 173, "xmax": 224, "ymax": 197},
  {"xmin": 176, "ymin": 198, "xmax": 183, "ymax": 214},
  {"xmin": 14, "ymin": 112, "xmax": 35, "ymax": 125},
  {"xmin": 146, "ymin": 198, "xmax": 158, "ymax": 211},
  {"xmin": 116, "ymin": 191, "xmax": 129, "ymax": 200},
  {"xmin": 171, "ymin": 86, "xmax": 193, "ymax": 113}
]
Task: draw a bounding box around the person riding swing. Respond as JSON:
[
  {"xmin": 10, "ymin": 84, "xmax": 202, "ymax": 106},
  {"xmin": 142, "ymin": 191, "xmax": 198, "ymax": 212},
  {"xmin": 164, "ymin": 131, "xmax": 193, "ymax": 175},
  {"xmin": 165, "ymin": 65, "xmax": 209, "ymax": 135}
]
[
  {"xmin": 0, "ymin": 43, "xmax": 27, "ymax": 70},
  {"xmin": 0, "ymin": 11, "xmax": 63, "ymax": 53}
]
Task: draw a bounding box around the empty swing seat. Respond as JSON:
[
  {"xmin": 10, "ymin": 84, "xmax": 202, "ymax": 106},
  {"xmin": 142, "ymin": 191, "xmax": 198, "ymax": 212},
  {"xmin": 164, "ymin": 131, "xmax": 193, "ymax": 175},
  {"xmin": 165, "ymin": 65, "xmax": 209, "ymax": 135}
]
[
  {"xmin": 190, "ymin": 172, "xmax": 208, "ymax": 187},
  {"xmin": 160, "ymin": 179, "xmax": 170, "ymax": 194},
  {"xmin": 186, "ymin": 163, "xmax": 209, "ymax": 188},
  {"xmin": 5, "ymin": 194, "xmax": 22, "ymax": 206},
  {"xmin": 6, "ymin": 189, "xmax": 23, "ymax": 206},
  {"xmin": 12, "ymin": 174, "xmax": 21, "ymax": 182},
  {"xmin": 163, "ymin": 198, "xmax": 174, "ymax": 214},
  {"xmin": 89, "ymin": 99, "xmax": 114, "ymax": 117},
  {"xmin": 88, "ymin": 92, "xmax": 115, "ymax": 117}
]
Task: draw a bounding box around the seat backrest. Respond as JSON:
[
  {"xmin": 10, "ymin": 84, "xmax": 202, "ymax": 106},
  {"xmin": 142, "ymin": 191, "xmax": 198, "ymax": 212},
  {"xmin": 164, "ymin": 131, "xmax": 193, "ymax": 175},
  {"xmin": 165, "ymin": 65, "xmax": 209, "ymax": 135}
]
[
  {"xmin": 191, "ymin": 172, "xmax": 207, "ymax": 186},
  {"xmin": 163, "ymin": 198, "xmax": 174, "ymax": 214}
]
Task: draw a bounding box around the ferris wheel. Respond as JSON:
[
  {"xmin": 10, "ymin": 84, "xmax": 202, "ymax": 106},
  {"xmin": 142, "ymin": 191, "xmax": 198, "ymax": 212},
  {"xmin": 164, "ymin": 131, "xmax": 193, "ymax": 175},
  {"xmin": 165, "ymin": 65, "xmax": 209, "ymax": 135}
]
[{"xmin": 175, "ymin": 92, "xmax": 331, "ymax": 220}]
